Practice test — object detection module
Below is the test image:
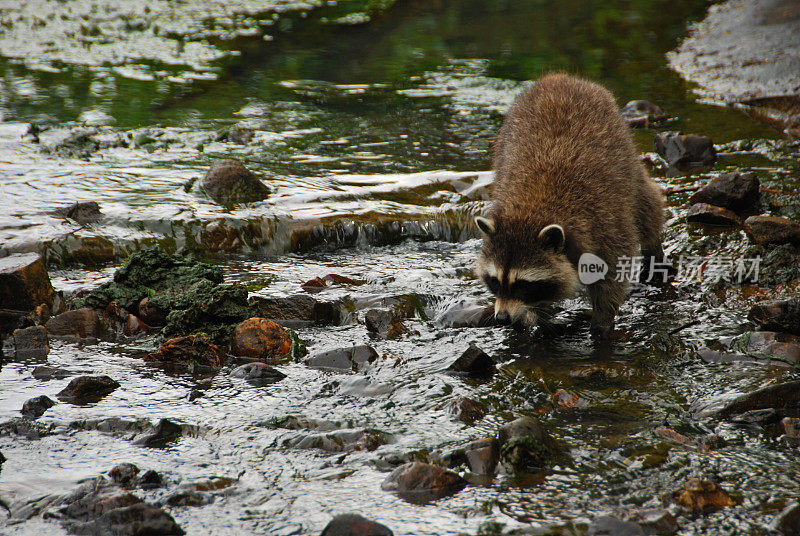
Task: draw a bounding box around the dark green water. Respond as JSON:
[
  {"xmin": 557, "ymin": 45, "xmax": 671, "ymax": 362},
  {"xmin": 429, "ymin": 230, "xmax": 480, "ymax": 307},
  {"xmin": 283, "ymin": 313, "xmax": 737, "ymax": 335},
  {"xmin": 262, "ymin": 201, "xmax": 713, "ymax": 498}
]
[{"xmin": 1, "ymin": 0, "xmax": 799, "ymax": 535}]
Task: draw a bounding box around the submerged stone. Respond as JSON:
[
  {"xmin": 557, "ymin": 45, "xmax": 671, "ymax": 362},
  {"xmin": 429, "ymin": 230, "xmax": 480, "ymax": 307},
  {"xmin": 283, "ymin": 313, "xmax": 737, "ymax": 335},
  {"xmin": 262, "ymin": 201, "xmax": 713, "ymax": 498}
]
[
  {"xmin": 143, "ymin": 334, "xmax": 223, "ymax": 370},
  {"xmin": 463, "ymin": 437, "xmax": 500, "ymax": 475},
  {"xmin": 108, "ymin": 463, "xmax": 139, "ymax": 487},
  {"xmin": 686, "ymin": 203, "xmax": 741, "ymax": 226},
  {"xmin": 250, "ymin": 294, "xmax": 345, "ymax": 328},
  {"xmin": 289, "ymin": 429, "xmax": 388, "ymax": 453},
  {"xmin": 132, "ymin": 418, "xmax": 183, "ymax": 448},
  {"xmin": 669, "ymin": 478, "xmax": 737, "ymax": 513},
  {"xmin": 447, "ymin": 396, "xmax": 488, "ymax": 423},
  {"xmin": 690, "ymin": 380, "xmax": 800, "ymax": 419},
  {"xmin": 320, "ymin": 514, "xmax": 394, "ymax": 536},
  {"xmin": 621, "ymin": 100, "xmax": 672, "ymax": 129},
  {"xmin": 57, "ymin": 376, "xmax": 120, "ymax": 404},
  {"xmin": 201, "ymin": 159, "xmax": 270, "ymax": 206},
  {"xmin": 689, "ymin": 172, "xmax": 760, "ymax": 214},
  {"xmin": 0, "ymin": 417, "xmax": 55, "ymax": 439},
  {"xmin": 0, "ymin": 253, "xmax": 54, "ymax": 311},
  {"xmin": 364, "ymin": 308, "xmax": 407, "ymax": 339},
  {"xmin": 445, "ymin": 344, "xmax": 496, "ymax": 378},
  {"xmin": 748, "ymin": 297, "xmax": 800, "ymax": 335},
  {"xmin": 304, "ymin": 345, "xmax": 378, "ymax": 371},
  {"xmin": 498, "ymin": 416, "xmax": 562, "ymax": 473},
  {"xmin": 653, "ymin": 132, "xmax": 716, "ymax": 169},
  {"xmin": 380, "ymin": 462, "xmax": 466, "ymax": 504},
  {"xmin": 230, "ymin": 362, "xmax": 286, "ymax": 386},
  {"xmin": 13, "ymin": 325, "xmax": 49, "ymax": 357},
  {"xmin": 586, "ymin": 516, "xmax": 644, "ymax": 536},
  {"xmin": 21, "ymin": 395, "xmax": 56, "ymax": 420},
  {"xmin": 53, "ymin": 201, "xmax": 103, "ymax": 224},
  {"xmin": 771, "ymin": 502, "xmax": 800, "ymax": 535},
  {"xmin": 744, "ymin": 215, "xmax": 800, "ymax": 246}
]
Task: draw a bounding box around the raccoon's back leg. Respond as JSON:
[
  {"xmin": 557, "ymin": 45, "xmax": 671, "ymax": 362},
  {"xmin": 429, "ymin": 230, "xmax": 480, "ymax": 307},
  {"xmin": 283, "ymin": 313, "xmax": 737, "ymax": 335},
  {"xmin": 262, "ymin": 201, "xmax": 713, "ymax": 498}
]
[
  {"xmin": 636, "ymin": 176, "xmax": 669, "ymax": 283},
  {"xmin": 588, "ymin": 279, "xmax": 627, "ymax": 339}
]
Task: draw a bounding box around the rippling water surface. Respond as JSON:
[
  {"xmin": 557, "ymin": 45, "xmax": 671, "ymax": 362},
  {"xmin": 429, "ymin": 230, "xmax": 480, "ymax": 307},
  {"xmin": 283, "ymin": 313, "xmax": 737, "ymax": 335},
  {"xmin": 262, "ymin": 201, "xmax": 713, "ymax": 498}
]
[{"xmin": 1, "ymin": 0, "xmax": 799, "ymax": 534}]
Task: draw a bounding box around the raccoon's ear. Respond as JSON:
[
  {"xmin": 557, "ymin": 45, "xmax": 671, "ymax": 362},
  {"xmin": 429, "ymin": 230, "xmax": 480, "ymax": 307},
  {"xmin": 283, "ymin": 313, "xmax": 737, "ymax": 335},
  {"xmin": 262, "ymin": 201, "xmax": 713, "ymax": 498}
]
[
  {"xmin": 475, "ymin": 216, "xmax": 496, "ymax": 236},
  {"xmin": 539, "ymin": 224, "xmax": 566, "ymax": 252}
]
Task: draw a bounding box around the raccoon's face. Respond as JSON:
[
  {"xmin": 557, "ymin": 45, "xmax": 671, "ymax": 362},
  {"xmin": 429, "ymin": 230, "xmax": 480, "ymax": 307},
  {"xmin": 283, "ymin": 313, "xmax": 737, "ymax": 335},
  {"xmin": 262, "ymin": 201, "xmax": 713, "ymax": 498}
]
[{"xmin": 475, "ymin": 216, "xmax": 579, "ymax": 325}]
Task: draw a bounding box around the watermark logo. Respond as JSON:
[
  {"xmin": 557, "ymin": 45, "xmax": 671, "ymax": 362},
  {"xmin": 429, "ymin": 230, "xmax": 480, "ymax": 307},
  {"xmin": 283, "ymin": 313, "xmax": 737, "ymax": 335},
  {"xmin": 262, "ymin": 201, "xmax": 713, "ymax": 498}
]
[
  {"xmin": 578, "ymin": 253, "xmax": 608, "ymax": 284},
  {"xmin": 577, "ymin": 254, "xmax": 761, "ymax": 285}
]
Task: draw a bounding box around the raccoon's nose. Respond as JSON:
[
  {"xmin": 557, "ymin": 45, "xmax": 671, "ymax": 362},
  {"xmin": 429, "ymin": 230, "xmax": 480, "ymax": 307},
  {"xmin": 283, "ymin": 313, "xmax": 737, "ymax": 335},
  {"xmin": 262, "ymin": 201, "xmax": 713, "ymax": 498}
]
[{"xmin": 495, "ymin": 310, "xmax": 511, "ymax": 325}]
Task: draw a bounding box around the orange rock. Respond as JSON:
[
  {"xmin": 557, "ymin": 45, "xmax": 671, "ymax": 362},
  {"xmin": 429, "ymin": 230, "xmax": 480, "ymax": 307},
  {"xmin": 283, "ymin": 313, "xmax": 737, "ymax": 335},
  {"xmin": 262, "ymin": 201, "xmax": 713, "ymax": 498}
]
[
  {"xmin": 671, "ymin": 478, "xmax": 737, "ymax": 512},
  {"xmin": 144, "ymin": 334, "xmax": 222, "ymax": 369},
  {"xmin": 0, "ymin": 253, "xmax": 54, "ymax": 310},
  {"xmin": 231, "ymin": 317, "xmax": 292, "ymax": 363}
]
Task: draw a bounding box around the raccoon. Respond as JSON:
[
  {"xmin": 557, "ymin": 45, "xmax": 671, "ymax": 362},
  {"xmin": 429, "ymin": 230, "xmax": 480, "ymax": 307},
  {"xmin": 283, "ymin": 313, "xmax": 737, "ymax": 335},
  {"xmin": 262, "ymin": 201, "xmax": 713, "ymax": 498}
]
[{"xmin": 475, "ymin": 73, "xmax": 666, "ymax": 338}]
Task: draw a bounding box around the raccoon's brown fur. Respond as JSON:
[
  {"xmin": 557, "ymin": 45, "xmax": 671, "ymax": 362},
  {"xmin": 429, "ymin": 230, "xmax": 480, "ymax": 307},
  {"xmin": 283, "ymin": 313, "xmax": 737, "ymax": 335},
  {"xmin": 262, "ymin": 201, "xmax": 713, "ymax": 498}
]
[{"xmin": 475, "ymin": 73, "xmax": 665, "ymax": 338}]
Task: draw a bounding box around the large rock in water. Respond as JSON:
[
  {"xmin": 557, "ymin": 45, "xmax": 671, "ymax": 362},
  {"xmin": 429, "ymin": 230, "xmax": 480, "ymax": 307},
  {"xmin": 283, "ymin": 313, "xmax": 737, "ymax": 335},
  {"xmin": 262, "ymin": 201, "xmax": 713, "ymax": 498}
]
[
  {"xmin": 320, "ymin": 514, "xmax": 393, "ymax": 536},
  {"xmin": 653, "ymin": 132, "xmax": 716, "ymax": 169},
  {"xmin": 743, "ymin": 216, "xmax": 800, "ymax": 246},
  {"xmin": 143, "ymin": 334, "xmax": 223, "ymax": 370},
  {"xmin": 689, "ymin": 172, "xmax": 760, "ymax": 214},
  {"xmin": 748, "ymin": 297, "xmax": 800, "ymax": 335},
  {"xmin": 201, "ymin": 159, "xmax": 270, "ymax": 206},
  {"xmin": 57, "ymin": 376, "xmax": 120, "ymax": 404},
  {"xmin": 380, "ymin": 462, "xmax": 466, "ymax": 504},
  {"xmin": 45, "ymin": 308, "xmax": 103, "ymax": 340},
  {"xmin": 231, "ymin": 318, "xmax": 292, "ymax": 363},
  {"xmin": 0, "ymin": 253, "xmax": 54, "ymax": 311}
]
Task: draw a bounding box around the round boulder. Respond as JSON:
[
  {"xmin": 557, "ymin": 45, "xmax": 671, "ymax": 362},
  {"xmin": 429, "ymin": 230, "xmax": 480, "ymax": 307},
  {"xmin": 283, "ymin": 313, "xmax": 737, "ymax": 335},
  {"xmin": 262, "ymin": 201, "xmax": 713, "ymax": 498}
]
[
  {"xmin": 201, "ymin": 159, "xmax": 269, "ymax": 205},
  {"xmin": 231, "ymin": 318, "xmax": 292, "ymax": 363}
]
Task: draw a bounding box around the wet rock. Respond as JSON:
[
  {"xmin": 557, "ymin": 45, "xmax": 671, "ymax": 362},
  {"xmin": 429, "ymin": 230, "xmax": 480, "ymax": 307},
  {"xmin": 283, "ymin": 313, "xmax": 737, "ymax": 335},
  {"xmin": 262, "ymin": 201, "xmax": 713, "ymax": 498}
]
[
  {"xmin": 32, "ymin": 365, "xmax": 72, "ymax": 381},
  {"xmin": 250, "ymin": 294, "xmax": 345, "ymax": 327},
  {"xmin": 103, "ymin": 301, "xmax": 150, "ymax": 339},
  {"xmin": 137, "ymin": 470, "xmax": 163, "ymax": 489},
  {"xmin": 159, "ymin": 282, "xmax": 254, "ymax": 343},
  {"xmin": 225, "ymin": 125, "xmax": 255, "ymax": 145},
  {"xmin": 42, "ymin": 128, "xmax": 99, "ymax": 159},
  {"xmin": 551, "ymin": 388, "xmax": 586, "ymax": 410},
  {"xmin": 45, "ymin": 308, "xmax": 103, "ymax": 341},
  {"xmin": 164, "ymin": 490, "xmax": 212, "ymax": 507},
  {"xmin": 0, "ymin": 252, "xmax": 54, "ymax": 311},
  {"xmin": 57, "ymin": 375, "xmax": 120, "ymax": 404},
  {"xmin": 143, "ymin": 334, "xmax": 223, "ymax": 370},
  {"xmin": 624, "ymin": 508, "xmax": 678, "ymax": 535},
  {"xmin": 380, "ymin": 462, "xmax": 466, "ymax": 504},
  {"xmin": 748, "ymin": 298, "xmax": 800, "ymax": 335},
  {"xmin": 498, "ymin": 416, "xmax": 561, "ymax": 473},
  {"xmin": 689, "ymin": 172, "xmax": 760, "ymax": 214},
  {"xmin": 138, "ymin": 297, "xmax": 167, "ymax": 326},
  {"xmin": 586, "ymin": 516, "xmax": 644, "ymax": 536},
  {"xmin": 737, "ymin": 331, "xmax": 800, "ymax": 364},
  {"xmin": 0, "ymin": 417, "xmax": 54, "ymax": 439},
  {"xmin": 653, "ymin": 132, "xmax": 716, "ymax": 169},
  {"xmin": 744, "ymin": 216, "xmax": 800, "ymax": 246},
  {"xmin": 21, "ymin": 395, "xmax": 56, "ymax": 420},
  {"xmin": 108, "ymin": 463, "xmax": 139, "ymax": 487},
  {"xmin": 433, "ymin": 299, "xmax": 495, "ymax": 328},
  {"xmin": 782, "ymin": 417, "xmax": 800, "ymax": 439},
  {"xmin": 655, "ymin": 427, "xmax": 724, "ymax": 452},
  {"xmin": 132, "ymin": 418, "xmax": 183, "ymax": 448},
  {"xmin": 621, "ymin": 100, "xmax": 672, "ymax": 129},
  {"xmin": 304, "ymin": 345, "xmax": 378, "ymax": 371},
  {"xmin": 13, "ymin": 325, "xmax": 50, "ymax": 357},
  {"xmin": 445, "ymin": 343, "xmax": 496, "ymax": 378},
  {"xmin": 29, "ymin": 302, "xmax": 51, "ymax": 325},
  {"xmin": 201, "ymin": 159, "xmax": 270, "ymax": 206},
  {"xmin": 686, "ymin": 203, "xmax": 741, "ymax": 226},
  {"xmin": 83, "ymin": 249, "xmax": 223, "ymax": 312},
  {"xmin": 364, "ymin": 308, "xmax": 407, "ymax": 339},
  {"xmin": 301, "ymin": 273, "xmax": 357, "ymax": 293},
  {"xmin": 290, "ymin": 429, "xmax": 388, "ymax": 452},
  {"xmin": 320, "ymin": 514, "xmax": 394, "ymax": 536},
  {"xmin": 690, "ymin": 380, "xmax": 800, "ymax": 420},
  {"xmin": 53, "ymin": 201, "xmax": 103, "ymax": 224},
  {"xmin": 730, "ymin": 408, "xmax": 781, "ymax": 428},
  {"xmin": 463, "ymin": 437, "xmax": 500, "ymax": 475},
  {"xmin": 669, "ymin": 478, "xmax": 737, "ymax": 513},
  {"xmin": 65, "ymin": 500, "xmax": 184, "ymax": 536},
  {"xmin": 447, "ymin": 396, "xmax": 488, "ymax": 423},
  {"xmin": 231, "ymin": 318, "xmax": 292, "ymax": 363},
  {"xmin": 771, "ymin": 501, "xmax": 800, "ymax": 535},
  {"xmin": 230, "ymin": 362, "xmax": 286, "ymax": 385}
]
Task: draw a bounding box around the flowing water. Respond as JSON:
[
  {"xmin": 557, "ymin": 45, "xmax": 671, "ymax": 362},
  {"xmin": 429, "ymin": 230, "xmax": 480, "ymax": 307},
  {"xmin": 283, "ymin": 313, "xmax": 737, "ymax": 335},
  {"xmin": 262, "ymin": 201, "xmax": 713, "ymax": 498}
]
[{"xmin": 1, "ymin": 0, "xmax": 799, "ymax": 534}]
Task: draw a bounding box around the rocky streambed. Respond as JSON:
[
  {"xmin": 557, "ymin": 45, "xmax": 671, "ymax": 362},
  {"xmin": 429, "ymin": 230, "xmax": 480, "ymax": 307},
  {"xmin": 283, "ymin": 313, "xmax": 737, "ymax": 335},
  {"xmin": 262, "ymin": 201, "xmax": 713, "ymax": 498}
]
[{"xmin": 2, "ymin": 0, "xmax": 800, "ymax": 535}]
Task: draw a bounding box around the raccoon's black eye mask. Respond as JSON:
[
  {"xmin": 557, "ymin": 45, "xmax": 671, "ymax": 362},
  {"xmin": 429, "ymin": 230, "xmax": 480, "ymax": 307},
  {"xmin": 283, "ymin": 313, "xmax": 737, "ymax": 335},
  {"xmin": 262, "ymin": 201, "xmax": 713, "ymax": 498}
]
[
  {"xmin": 510, "ymin": 280, "xmax": 559, "ymax": 303},
  {"xmin": 482, "ymin": 275, "xmax": 500, "ymax": 294}
]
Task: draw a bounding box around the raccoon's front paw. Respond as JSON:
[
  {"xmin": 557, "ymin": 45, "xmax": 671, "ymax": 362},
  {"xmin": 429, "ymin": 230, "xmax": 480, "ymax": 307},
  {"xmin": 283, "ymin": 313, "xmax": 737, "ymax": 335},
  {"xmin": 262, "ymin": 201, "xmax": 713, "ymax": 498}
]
[{"xmin": 590, "ymin": 319, "xmax": 614, "ymax": 339}]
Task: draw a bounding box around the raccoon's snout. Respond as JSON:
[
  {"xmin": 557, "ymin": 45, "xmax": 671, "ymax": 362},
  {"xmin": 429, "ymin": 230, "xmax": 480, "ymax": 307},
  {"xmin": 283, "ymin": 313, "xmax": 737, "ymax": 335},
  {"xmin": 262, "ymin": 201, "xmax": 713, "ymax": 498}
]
[{"xmin": 495, "ymin": 310, "xmax": 512, "ymax": 325}]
